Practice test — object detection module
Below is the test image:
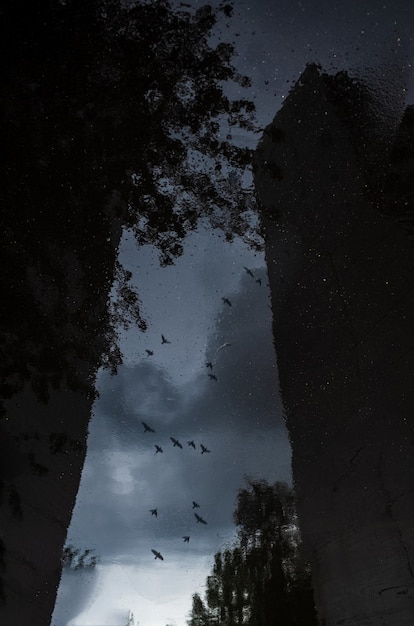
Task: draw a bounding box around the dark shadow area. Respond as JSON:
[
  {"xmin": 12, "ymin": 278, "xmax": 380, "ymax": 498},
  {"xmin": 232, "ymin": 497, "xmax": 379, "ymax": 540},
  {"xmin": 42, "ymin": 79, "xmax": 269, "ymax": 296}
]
[{"xmin": 255, "ymin": 63, "xmax": 414, "ymax": 625}]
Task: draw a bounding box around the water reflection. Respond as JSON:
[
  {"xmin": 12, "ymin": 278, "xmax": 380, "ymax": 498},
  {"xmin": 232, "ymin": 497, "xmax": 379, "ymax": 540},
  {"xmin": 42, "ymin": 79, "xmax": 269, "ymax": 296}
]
[
  {"xmin": 3, "ymin": 0, "xmax": 413, "ymax": 623},
  {"xmin": 52, "ymin": 228, "xmax": 291, "ymax": 625}
]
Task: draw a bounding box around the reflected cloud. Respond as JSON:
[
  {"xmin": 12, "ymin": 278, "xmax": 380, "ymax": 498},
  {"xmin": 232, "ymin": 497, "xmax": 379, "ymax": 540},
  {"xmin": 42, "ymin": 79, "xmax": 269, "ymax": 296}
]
[
  {"xmin": 60, "ymin": 558, "xmax": 215, "ymax": 626},
  {"xmin": 53, "ymin": 232, "xmax": 290, "ymax": 624}
]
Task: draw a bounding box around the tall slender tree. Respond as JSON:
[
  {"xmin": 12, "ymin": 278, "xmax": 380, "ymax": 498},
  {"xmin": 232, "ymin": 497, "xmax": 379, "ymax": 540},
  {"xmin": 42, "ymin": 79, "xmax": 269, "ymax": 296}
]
[
  {"xmin": 187, "ymin": 480, "xmax": 318, "ymax": 625},
  {"xmin": 188, "ymin": 592, "xmax": 211, "ymax": 626}
]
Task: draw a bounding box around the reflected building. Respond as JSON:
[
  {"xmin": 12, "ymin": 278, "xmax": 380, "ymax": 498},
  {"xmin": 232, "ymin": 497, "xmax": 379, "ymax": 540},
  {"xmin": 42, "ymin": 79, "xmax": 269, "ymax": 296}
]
[
  {"xmin": 255, "ymin": 63, "xmax": 414, "ymax": 624},
  {"xmin": 0, "ymin": 194, "xmax": 123, "ymax": 624}
]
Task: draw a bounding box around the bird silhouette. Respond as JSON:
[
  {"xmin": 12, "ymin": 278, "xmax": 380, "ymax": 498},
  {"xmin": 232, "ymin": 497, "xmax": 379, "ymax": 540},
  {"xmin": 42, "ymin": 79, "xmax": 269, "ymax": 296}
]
[
  {"xmin": 154, "ymin": 445, "xmax": 163, "ymax": 454},
  {"xmin": 222, "ymin": 297, "xmax": 232, "ymax": 307},
  {"xmin": 200, "ymin": 444, "xmax": 211, "ymax": 454},
  {"xmin": 187, "ymin": 440, "xmax": 196, "ymax": 449},
  {"xmin": 142, "ymin": 421, "xmax": 155, "ymax": 433},
  {"xmin": 170, "ymin": 437, "xmax": 183, "ymax": 449},
  {"xmin": 183, "ymin": 536, "xmax": 190, "ymax": 543},
  {"xmin": 150, "ymin": 509, "xmax": 158, "ymax": 517},
  {"xmin": 206, "ymin": 361, "xmax": 213, "ymax": 369},
  {"xmin": 256, "ymin": 278, "xmax": 262, "ymax": 286},
  {"xmin": 145, "ymin": 349, "xmax": 154, "ymax": 356},
  {"xmin": 194, "ymin": 512, "xmax": 207, "ymax": 524},
  {"xmin": 192, "ymin": 501, "xmax": 200, "ymax": 509},
  {"xmin": 161, "ymin": 334, "xmax": 171, "ymax": 344},
  {"xmin": 208, "ymin": 373, "xmax": 218, "ymax": 381},
  {"xmin": 151, "ymin": 549, "xmax": 164, "ymax": 560},
  {"xmin": 243, "ymin": 266, "xmax": 254, "ymax": 278},
  {"xmin": 217, "ymin": 342, "xmax": 231, "ymax": 351}
]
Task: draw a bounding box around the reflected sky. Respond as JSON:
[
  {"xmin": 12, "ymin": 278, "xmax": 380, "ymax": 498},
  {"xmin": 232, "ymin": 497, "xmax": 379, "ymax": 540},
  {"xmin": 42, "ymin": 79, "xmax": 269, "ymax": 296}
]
[
  {"xmin": 52, "ymin": 228, "xmax": 290, "ymax": 626},
  {"xmin": 51, "ymin": 0, "xmax": 414, "ymax": 624}
]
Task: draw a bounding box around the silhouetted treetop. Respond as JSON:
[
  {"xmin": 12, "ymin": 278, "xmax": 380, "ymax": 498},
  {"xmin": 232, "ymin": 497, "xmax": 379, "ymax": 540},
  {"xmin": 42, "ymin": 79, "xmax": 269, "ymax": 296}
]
[
  {"xmin": 3, "ymin": 0, "xmax": 259, "ymax": 263},
  {"xmin": 234, "ymin": 478, "xmax": 296, "ymax": 547},
  {"xmin": 1, "ymin": 0, "xmax": 259, "ymax": 405},
  {"xmin": 187, "ymin": 479, "xmax": 318, "ymax": 625}
]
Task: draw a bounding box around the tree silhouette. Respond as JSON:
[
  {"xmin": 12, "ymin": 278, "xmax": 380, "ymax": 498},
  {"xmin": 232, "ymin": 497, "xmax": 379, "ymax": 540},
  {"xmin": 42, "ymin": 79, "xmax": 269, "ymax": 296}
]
[
  {"xmin": 188, "ymin": 592, "xmax": 211, "ymax": 626},
  {"xmin": 61, "ymin": 544, "xmax": 99, "ymax": 570},
  {"xmin": 234, "ymin": 479, "xmax": 318, "ymax": 625},
  {"xmin": 187, "ymin": 479, "xmax": 318, "ymax": 625},
  {"xmin": 1, "ymin": 0, "xmax": 258, "ymax": 407}
]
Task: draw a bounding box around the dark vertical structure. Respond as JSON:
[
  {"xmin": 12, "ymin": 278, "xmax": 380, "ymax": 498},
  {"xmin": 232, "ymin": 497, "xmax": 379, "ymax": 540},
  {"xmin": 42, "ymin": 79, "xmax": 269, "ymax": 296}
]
[
  {"xmin": 254, "ymin": 64, "xmax": 414, "ymax": 624},
  {"xmin": 0, "ymin": 3, "xmax": 122, "ymax": 620}
]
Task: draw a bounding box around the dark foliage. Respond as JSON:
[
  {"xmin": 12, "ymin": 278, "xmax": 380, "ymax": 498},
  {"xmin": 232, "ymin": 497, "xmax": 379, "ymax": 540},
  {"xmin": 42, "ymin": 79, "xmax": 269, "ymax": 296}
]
[
  {"xmin": 61, "ymin": 544, "xmax": 99, "ymax": 569},
  {"xmin": 0, "ymin": 0, "xmax": 258, "ymax": 408},
  {"xmin": 187, "ymin": 479, "xmax": 318, "ymax": 625}
]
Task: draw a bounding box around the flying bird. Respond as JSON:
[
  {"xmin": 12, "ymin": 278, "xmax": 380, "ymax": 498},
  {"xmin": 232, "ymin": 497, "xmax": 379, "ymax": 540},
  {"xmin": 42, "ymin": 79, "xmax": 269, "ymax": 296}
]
[
  {"xmin": 206, "ymin": 361, "xmax": 213, "ymax": 369},
  {"xmin": 151, "ymin": 549, "xmax": 164, "ymax": 560},
  {"xmin": 161, "ymin": 334, "xmax": 171, "ymax": 344},
  {"xmin": 256, "ymin": 278, "xmax": 262, "ymax": 286},
  {"xmin": 200, "ymin": 444, "xmax": 211, "ymax": 454},
  {"xmin": 170, "ymin": 437, "xmax": 183, "ymax": 449},
  {"xmin": 154, "ymin": 445, "xmax": 163, "ymax": 454},
  {"xmin": 145, "ymin": 349, "xmax": 154, "ymax": 356},
  {"xmin": 183, "ymin": 536, "xmax": 190, "ymax": 543},
  {"xmin": 208, "ymin": 374, "xmax": 218, "ymax": 381},
  {"xmin": 194, "ymin": 512, "xmax": 207, "ymax": 524},
  {"xmin": 222, "ymin": 297, "xmax": 232, "ymax": 307},
  {"xmin": 243, "ymin": 266, "xmax": 254, "ymax": 278},
  {"xmin": 192, "ymin": 501, "xmax": 200, "ymax": 509},
  {"xmin": 150, "ymin": 509, "xmax": 158, "ymax": 517},
  {"xmin": 142, "ymin": 421, "xmax": 155, "ymax": 433},
  {"xmin": 217, "ymin": 342, "xmax": 231, "ymax": 351},
  {"xmin": 187, "ymin": 440, "xmax": 196, "ymax": 449}
]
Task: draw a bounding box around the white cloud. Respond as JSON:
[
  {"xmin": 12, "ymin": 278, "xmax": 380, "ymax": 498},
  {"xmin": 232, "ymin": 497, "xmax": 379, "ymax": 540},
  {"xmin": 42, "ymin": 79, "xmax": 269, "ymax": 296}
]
[{"xmin": 62, "ymin": 559, "xmax": 213, "ymax": 626}]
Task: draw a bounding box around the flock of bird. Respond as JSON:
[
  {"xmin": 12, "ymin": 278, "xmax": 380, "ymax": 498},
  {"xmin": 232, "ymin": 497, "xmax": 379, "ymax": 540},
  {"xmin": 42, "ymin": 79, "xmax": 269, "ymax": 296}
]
[
  {"xmin": 141, "ymin": 422, "xmax": 211, "ymax": 456},
  {"xmin": 142, "ymin": 419, "xmax": 211, "ymax": 561},
  {"xmin": 143, "ymin": 265, "xmax": 261, "ymax": 561}
]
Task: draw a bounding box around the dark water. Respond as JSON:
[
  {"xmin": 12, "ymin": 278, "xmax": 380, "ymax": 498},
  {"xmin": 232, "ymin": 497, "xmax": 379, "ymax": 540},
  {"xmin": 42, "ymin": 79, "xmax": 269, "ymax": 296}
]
[{"xmin": 2, "ymin": 1, "xmax": 414, "ymax": 625}]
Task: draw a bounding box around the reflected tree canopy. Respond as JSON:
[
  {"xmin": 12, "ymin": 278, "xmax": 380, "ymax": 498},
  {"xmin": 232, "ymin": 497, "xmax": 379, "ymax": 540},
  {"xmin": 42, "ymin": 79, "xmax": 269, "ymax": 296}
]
[
  {"xmin": 188, "ymin": 479, "xmax": 318, "ymax": 625},
  {"xmin": 1, "ymin": 0, "xmax": 259, "ymax": 410}
]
